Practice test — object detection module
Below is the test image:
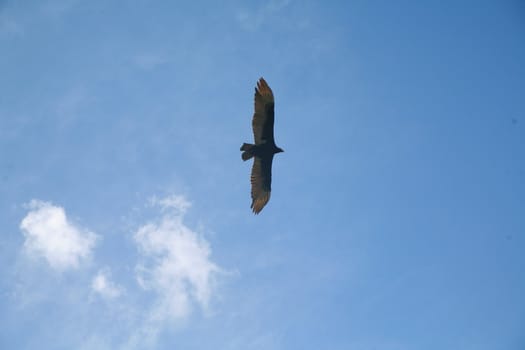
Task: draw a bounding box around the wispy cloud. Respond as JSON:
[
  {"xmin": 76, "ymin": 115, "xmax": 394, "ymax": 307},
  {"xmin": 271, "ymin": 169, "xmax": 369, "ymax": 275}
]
[
  {"xmin": 40, "ymin": 0, "xmax": 79, "ymax": 18},
  {"xmin": 0, "ymin": 14, "xmax": 24, "ymax": 37},
  {"xmin": 235, "ymin": 0, "xmax": 292, "ymax": 31},
  {"xmin": 91, "ymin": 268, "xmax": 123, "ymax": 299},
  {"xmin": 55, "ymin": 86, "xmax": 89, "ymax": 127},
  {"xmin": 148, "ymin": 194, "xmax": 191, "ymax": 213},
  {"xmin": 19, "ymin": 199, "xmax": 98, "ymax": 271},
  {"xmin": 119, "ymin": 194, "xmax": 225, "ymax": 349},
  {"xmin": 132, "ymin": 53, "xmax": 170, "ymax": 70},
  {"xmin": 134, "ymin": 195, "xmax": 221, "ymax": 321}
]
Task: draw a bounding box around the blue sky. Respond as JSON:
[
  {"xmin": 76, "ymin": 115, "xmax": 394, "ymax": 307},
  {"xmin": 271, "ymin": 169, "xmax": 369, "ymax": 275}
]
[{"xmin": 1, "ymin": 0, "xmax": 524, "ymax": 349}]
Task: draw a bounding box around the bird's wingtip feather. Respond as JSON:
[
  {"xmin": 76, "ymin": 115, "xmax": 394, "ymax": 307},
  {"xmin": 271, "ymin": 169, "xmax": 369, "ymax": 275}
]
[{"xmin": 255, "ymin": 77, "xmax": 273, "ymax": 99}]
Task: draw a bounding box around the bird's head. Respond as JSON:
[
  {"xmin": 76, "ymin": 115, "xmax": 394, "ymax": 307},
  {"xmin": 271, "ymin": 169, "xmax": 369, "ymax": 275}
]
[{"xmin": 276, "ymin": 147, "xmax": 284, "ymax": 154}]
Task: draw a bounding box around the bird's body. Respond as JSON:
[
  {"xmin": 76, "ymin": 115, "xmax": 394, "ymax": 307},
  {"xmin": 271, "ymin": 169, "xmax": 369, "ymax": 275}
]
[{"xmin": 240, "ymin": 78, "xmax": 283, "ymax": 214}]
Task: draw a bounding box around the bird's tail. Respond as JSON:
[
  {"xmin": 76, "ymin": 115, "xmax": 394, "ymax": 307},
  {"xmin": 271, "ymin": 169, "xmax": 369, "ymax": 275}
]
[{"xmin": 240, "ymin": 143, "xmax": 255, "ymax": 161}]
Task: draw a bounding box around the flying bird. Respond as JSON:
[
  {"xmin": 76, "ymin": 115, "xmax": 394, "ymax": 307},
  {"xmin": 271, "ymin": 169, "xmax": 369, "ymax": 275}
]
[{"xmin": 240, "ymin": 78, "xmax": 284, "ymax": 214}]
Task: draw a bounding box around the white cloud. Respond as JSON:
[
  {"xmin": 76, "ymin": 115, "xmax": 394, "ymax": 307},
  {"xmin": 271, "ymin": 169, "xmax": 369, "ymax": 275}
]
[
  {"xmin": 92, "ymin": 268, "xmax": 123, "ymax": 299},
  {"xmin": 19, "ymin": 199, "xmax": 97, "ymax": 271},
  {"xmin": 134, "ymin": 195, "xmax": 221, "ymax": 322}
]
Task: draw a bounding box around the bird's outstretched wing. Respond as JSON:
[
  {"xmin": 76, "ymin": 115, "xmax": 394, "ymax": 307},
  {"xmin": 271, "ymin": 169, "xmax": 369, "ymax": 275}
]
[
  {"xmin": 252, "ymin": 78, "xmax": 275, "ymax": 145},
  {"xmin": 250, "ymin": 154, "xmax": 273, "ymax": 214}
]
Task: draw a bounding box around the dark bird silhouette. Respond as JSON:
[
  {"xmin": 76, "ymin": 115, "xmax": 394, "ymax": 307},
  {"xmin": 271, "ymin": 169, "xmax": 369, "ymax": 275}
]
[{"xmin": 240, "ymin": 78, "xmax": 284, "ymax": 214}]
